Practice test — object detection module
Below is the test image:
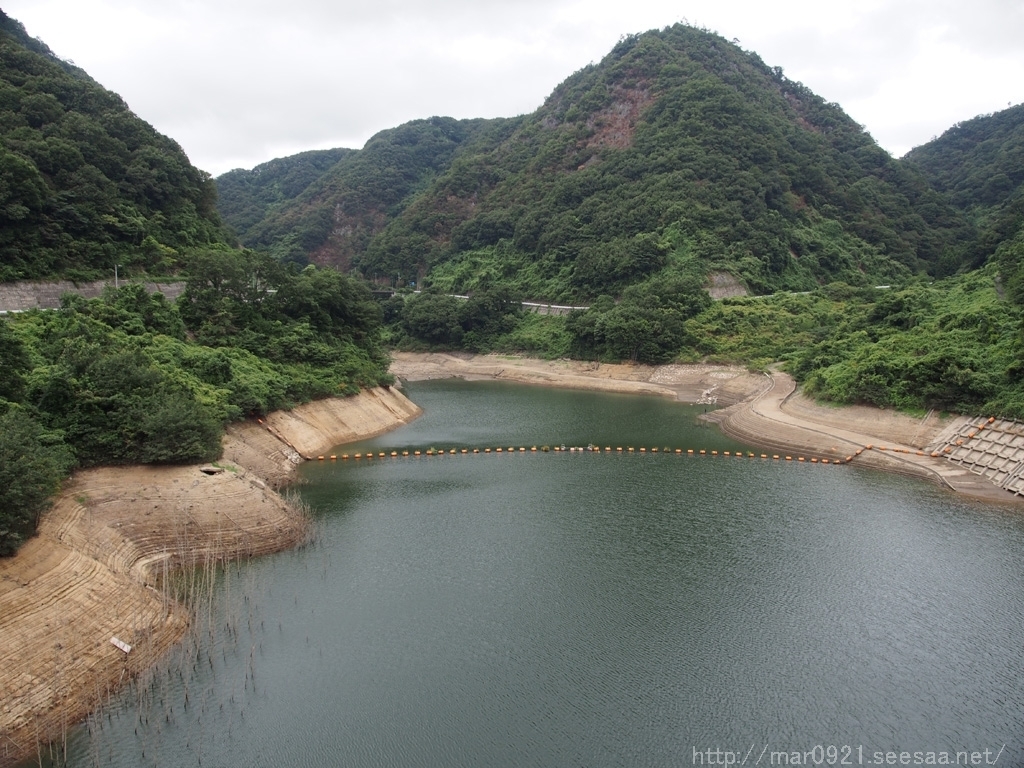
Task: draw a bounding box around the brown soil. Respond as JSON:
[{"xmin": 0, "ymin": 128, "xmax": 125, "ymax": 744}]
[
  {"xmin": 389, "ymin": 351, "xmax": 766, "ymax": 404},
  {"xmin": 3, "ymin": 359, "xmax": 1018, "ymax": 763},
  {"xmin": 0, "ymin": 387, "xmax": 421, "ymax": 766},
  {"xmin": 393, "ymin": 353, "xmax": 1024, "ymax": 507}
]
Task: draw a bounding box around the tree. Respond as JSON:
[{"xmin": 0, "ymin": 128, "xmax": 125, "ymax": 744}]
[
  {"xmin": 0, "ymin": 318, "xmax": 30, "ymax": 401},
  {"xmin": 400, "ymin": 293, "xmax": 465, "ymax": 346},
  {"xmin": 0, "ymin": 409, "xmax": 75, "ymax": 556}
]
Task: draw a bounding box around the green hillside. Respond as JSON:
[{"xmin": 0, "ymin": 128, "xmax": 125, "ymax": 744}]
[
  {"xmin": 904, "ymin": 104, "xmax": 1024, "ymax": 294},
  {"xmin": 904, "ymin": 103, "xmax": 1024, "ymax": 215},
  {"xmin": 0, "ymin": 10, "xmax": 230, "ymax": 281},
  {"xmin": 215, "ymin": 147, "xmax": 353, "ymax": 243},
  {"xmin": 221, "ymin": 25, "xmax": 972, "ymax": 300},
  {"xmin": 232, "ymin": 117, "xmax": 503, "ymax": 271},
  {"xmin": 0, "ymin": 12, "xmax": 392, "ymax": 556},
  {"xmin": 212, "ymin": 26, "xmax": 1024, "ymax": 418}
]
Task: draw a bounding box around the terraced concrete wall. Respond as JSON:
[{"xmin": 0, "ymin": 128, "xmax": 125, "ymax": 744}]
[
  {"xmin": 0, "ymin": 280, "xmax": 184, "ymax": 312},
  {"xmin": 930, "ymin": 417, "xmax": 1024, "ymax": 497}
]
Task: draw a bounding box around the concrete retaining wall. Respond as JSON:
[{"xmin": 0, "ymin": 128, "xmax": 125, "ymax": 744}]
[
  {"xmin": 0, "ymin": 280, "xmax": 185, "ymax": 313},
  {"xmin": 929, "ymin": 417, "xmax": 1024, "ymax": 497},
  {"xmin": 521, "ymin": 301, "xmax": 589, "ymax": 316}
]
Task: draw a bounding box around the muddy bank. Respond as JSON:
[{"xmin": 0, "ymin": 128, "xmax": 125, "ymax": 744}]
[
  {"xmin": 390, "ymin": 351, "xmax": 766, "ymax": 405},
  {"xmin": 0, "ymin": 387, "xmax": 421, "ymax": 765},
  {"xmin": 392, "ymin": 353, "xmax": 1022, "ymax": 507},
  {"xmin": 222, "ymin": 385, "xmax": 423, "ymax": 485}
]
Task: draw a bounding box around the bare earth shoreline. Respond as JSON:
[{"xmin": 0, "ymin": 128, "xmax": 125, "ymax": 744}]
[
  {"xmin": 0, "ymin": 387, "xmax": 422, "ymax": 766},
  {"xmin": 2, "ymin": 354, "xmax": 1021, "ymax": 765},
  {"xmin": 390, "ymin": 352, "xmax": 1023, "ymax": 505}
]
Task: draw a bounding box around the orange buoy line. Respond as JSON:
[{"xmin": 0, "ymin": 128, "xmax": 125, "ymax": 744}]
[{"xmin": 319, "ymin": 445, "xmax": 852, "ymax": 466}]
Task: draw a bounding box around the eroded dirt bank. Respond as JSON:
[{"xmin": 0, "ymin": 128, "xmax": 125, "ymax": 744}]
[
  {"xmin": 392, "ymin": 353, "xmax": 1022, "ymax": 506},
  {"xmin": 389, "ymin": 351, "xmax": 766, "ymax": 404},
  {"xmin": 0, "ymin": 386, "xmax": 421, "ymax": 765}
]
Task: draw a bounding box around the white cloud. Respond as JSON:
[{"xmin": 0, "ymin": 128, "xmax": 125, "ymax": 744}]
[{"xmin": 4, "ymin": 0, "xmax": 1022, "ymax": 174}]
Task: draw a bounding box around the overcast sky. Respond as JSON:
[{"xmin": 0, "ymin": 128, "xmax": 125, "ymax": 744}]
[{"xmin": 5, "ymin": 0, "xmax": 1023, "ymax": 176}]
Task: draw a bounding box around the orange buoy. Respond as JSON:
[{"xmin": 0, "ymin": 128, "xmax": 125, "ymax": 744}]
[
  {"xmin": 773, "ymin": 455, "xmax": 780, "ymax": 460},
  {"xmin": 699, "ymin": 449, "xmax": 706, "ymax": 455},
  {"xmin": 318, "ymin": 456, "xmax": 324, "ymax": 461}
]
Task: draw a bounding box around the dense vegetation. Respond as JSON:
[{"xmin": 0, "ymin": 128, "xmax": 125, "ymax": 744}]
[
  {"xmin": 0, "ymin": 256, "xmax": 391, "ymax": 554},
  {"xmin": 215, "ymin": 147, "xmax": 353, "ymax": 243},
  {"xmin": 220, "ymin": 25, "xmax": 971, "ymax": 300},
  {"xmin": 229, "ymin": 117, "xmax": 499, "ymax": 270},
  {"xmin": 3, "ymin": 12, "xmax": 1024, "ymax": 553},
  {"xmin": 0, "ymin": 11, "xmax": 230, "ymax": 281},
  {"xmin": 904, "ymin": 104, "xmax": 1024, "ymax": 290},
  {"xmin": 376, "ymin": 97, "xmax": 1024, "ymax": 413}
]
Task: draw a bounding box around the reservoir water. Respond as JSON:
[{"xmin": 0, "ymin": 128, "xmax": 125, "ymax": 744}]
[{"xmin": 50, "ymin": 380, "xmax": 1024, "ymax": 767}]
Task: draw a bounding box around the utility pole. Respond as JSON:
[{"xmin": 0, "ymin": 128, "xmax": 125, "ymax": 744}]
[{"xmin": 114, "ymin": 264, "xmax": 121, "ymax": 289}]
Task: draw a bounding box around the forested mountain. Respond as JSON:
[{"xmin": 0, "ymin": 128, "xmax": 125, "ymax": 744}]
[
  {"xmin": 0, "ymin": 10, "xmax": 230, "ymax": 281},
  {"xmin": 905, "ymin": 104, "xmax": 1024, "ymax": 215},
  {"xmin": 904, "ymin": 104, "xmax": 1024, "ymax": 292},
  {"xmin": 215, "ymin": 147, "xmax": 353, "ymax": 243},
  {"xmin": 219, "ymin": 25, "xmax": 971, "ymax": 300},
  {"xmin": 0, "ymin": 12, "xmax": 393, "ymax": 556},
  {"xmin": 229, "ymin": 117, "xmax": 501, "ymax": 270}
]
